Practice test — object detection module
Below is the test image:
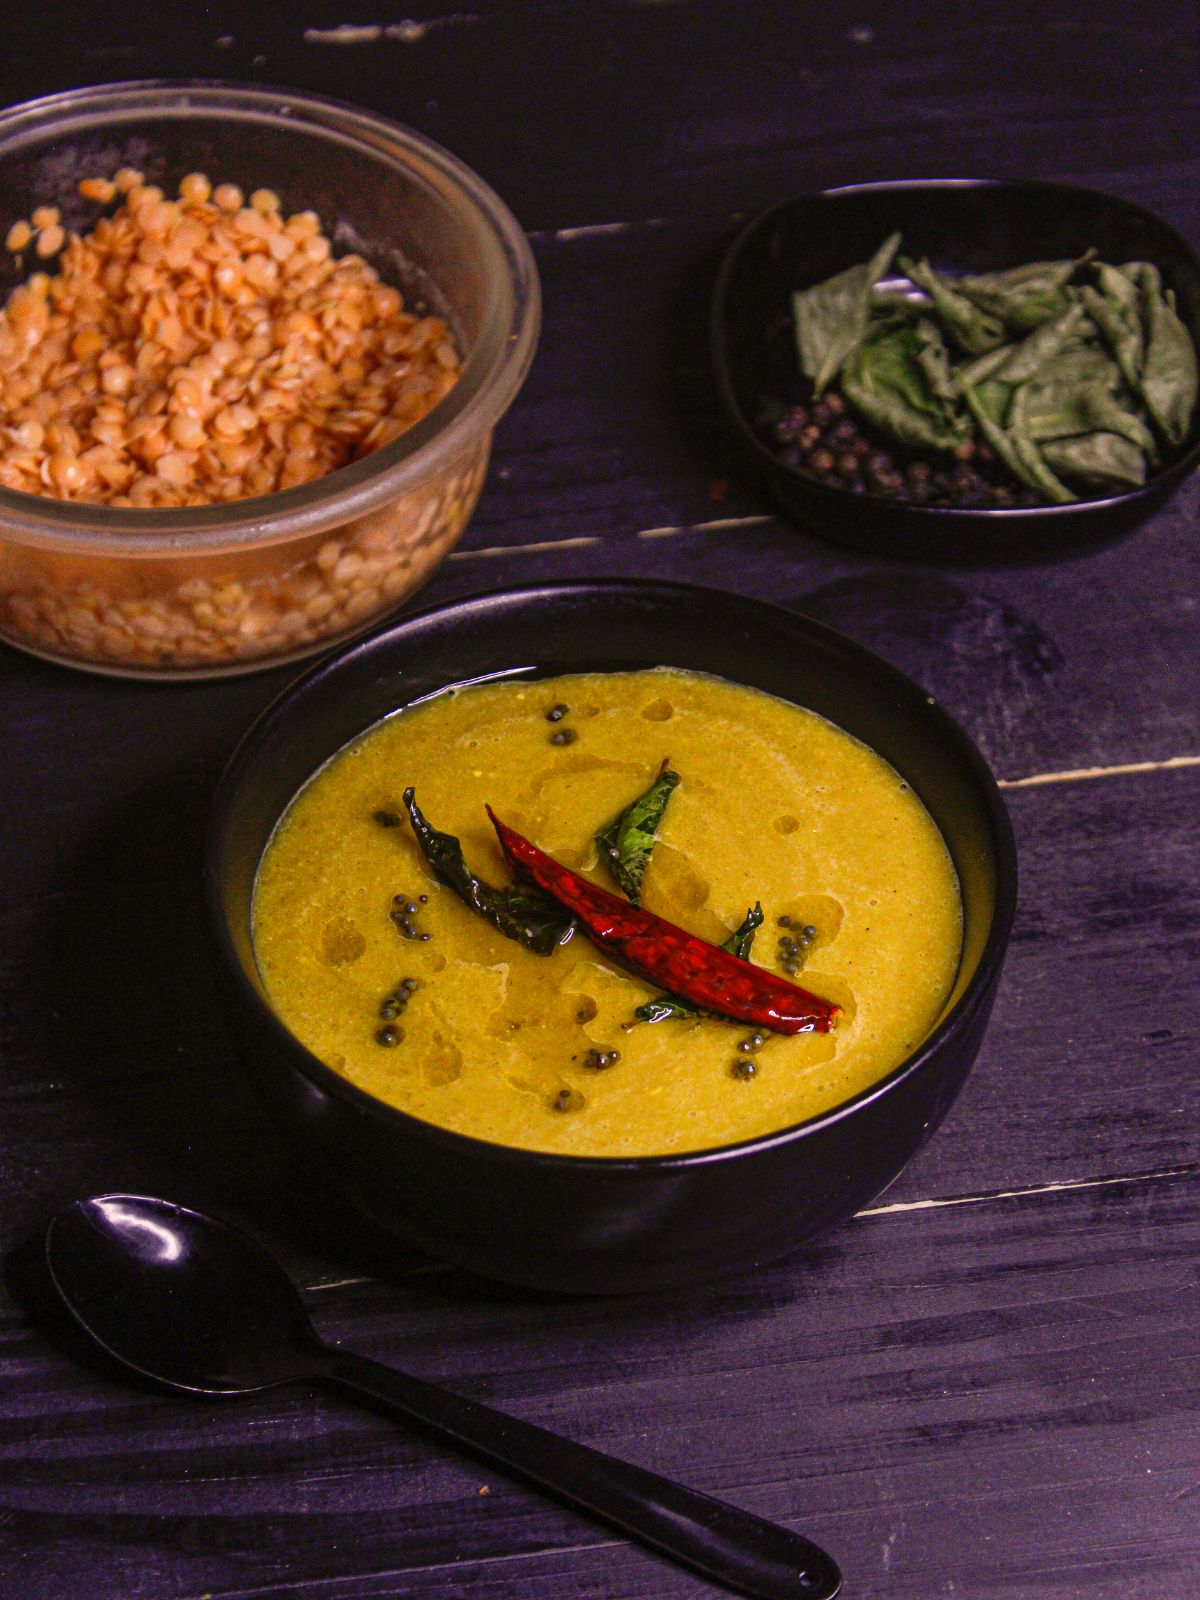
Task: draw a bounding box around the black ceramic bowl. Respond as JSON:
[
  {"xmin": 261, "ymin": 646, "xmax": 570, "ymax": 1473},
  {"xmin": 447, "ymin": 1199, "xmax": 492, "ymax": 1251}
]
[
  {"xmin": 711, "ymin": 179, "xmax": 1200, "ymax": 562},
  {"xmin": 207, "ymin": 581, "xmax": 1017, "ymax": 1293}
]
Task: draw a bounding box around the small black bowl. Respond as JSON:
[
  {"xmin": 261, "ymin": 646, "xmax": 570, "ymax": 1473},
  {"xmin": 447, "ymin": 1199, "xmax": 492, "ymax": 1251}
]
[
  {"xmin": 206, "ymin": 581, "xmax": 1016, "ymax": 1293},
  {"xmin": 711, "ymin": 179, "xmax": 1200, "ymax": 563}
]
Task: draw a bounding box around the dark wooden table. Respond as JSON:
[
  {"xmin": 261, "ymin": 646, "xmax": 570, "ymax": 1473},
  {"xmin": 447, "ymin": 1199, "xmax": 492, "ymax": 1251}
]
[{"xmin": 3, "ymin": 4, "xmax": 1198, "ymax": 1596}]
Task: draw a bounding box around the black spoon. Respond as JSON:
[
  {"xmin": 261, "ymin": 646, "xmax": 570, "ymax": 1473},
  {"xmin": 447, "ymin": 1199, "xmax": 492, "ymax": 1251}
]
[{"xmin": 45, "ymin": 1194, "xmax": 841, "ymax": 1599}]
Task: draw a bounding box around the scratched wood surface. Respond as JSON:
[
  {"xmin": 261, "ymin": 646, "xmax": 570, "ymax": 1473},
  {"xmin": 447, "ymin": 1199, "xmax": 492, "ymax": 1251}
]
[{"xmin": 1, "ymin": 2, "xmax": 1198, "ymax": 1597}]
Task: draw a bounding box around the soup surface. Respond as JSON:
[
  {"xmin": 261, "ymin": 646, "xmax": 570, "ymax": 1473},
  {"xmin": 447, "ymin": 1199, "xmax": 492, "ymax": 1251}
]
[{"xmin": 253, "ymin": 669, "xmax": 962, "ymax": 1156}]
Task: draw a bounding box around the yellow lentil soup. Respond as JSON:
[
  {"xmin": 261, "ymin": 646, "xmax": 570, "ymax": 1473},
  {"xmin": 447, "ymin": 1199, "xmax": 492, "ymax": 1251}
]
[{"xmin": 252, "ymin": 669, "xmax": 963, "ymax": 1157}]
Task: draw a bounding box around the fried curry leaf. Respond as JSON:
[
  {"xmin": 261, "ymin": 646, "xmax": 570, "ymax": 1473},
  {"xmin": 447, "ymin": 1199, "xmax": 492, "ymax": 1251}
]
[
  {"xmin": 724, "ymin": 903, "xmax": 765, "ymax": 961},
  {"xmin": 841, "ymin": 322, "xmax": 970, "ymax": 451},
  {"xmin": 595, "ymin": 763, "xmax": 681, "ymax": 905},
  {"xmin": 635, "ymin": 903, "xmax": 765, "ymax": 1023},
  {"xmin": 792, "ymin": 231, "xmax": 901, "ymax": 395},
  {"xmin": 402, "ymin": 788, "xmax": 576, "ymax": 954}
]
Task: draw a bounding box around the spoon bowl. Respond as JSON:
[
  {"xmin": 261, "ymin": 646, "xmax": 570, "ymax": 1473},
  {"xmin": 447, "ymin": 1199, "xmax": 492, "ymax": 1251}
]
[
  {"xmin": 45, "ymin": 1193, "xmax": 842, "ymax": 1600},
  {"xmin": 46, "ymin": 1194, "xmax": 321, "ymax": 1394}
]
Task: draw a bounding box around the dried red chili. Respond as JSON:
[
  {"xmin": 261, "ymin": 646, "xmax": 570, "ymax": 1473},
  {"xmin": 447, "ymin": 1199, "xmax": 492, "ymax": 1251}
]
[{"xmin": 487, "ymin": 808, "xmax": 840, "ymax": 1036}]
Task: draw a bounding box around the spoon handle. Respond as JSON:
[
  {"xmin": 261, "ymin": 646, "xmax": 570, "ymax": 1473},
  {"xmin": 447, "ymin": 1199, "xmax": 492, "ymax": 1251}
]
[{"xmin": 320, "ymin": 1348, "xmax": 840, "ymax": 1599}]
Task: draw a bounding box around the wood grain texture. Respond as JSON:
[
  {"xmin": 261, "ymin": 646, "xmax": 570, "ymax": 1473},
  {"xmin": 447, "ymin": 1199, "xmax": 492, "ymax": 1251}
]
[
  {"xmin": 0, "ymin": 1, "xmax": 1198, "ymax": 1595},
  {"xmin": 5, "ymin": 1173, "xmax": 1200, "ymax": 1598},
  {"xmin": 0, "ymin": 2, "xmax": 1196, "ymax": 230}
]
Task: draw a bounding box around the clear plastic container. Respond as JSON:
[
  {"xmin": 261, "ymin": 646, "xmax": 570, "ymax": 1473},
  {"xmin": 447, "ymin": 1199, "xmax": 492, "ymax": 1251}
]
[{"xmin": 0, "ymin": 83, "xmax": 540, "ymax": 677}]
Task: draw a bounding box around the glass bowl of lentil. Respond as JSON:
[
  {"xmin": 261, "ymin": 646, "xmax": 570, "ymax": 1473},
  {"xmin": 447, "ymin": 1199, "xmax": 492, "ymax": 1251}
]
[
  {"xmin": 0, "ymin": 81, "xmax": 539, "ymax": 676},
  {"xmin": 711, "ymin": 180, "xmax": 1200, "ymax": 562}
]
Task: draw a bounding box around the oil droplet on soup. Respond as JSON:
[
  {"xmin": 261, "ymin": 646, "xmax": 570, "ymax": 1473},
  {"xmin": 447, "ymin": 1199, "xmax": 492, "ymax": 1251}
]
[{"xmin": 252, "ymin": 669, "xmax": 962, "ymax": 1157}]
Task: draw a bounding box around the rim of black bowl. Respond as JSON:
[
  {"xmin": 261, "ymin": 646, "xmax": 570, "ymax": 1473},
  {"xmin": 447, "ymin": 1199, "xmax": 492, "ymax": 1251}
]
[
  {"xmin": 206, "ymin": 578, "xmax": 1018, "ymax": 1173},
  {"xmin": 710, "ymin": 178, "xmax": 1200, "ymax": 534}
]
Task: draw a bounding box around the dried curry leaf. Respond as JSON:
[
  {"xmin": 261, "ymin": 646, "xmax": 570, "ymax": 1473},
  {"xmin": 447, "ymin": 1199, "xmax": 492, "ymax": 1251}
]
[
  {"xmin": 899, "ymin": 254, "xmax": 1007, "ymax": 356},
  {"xmin": 792, "ymin": 231, "xmax": 901, "ymax": 395},
  {"xmin": 792, "ymin": 236, "xmax": 1197, "ymax": 500},
  {"xmin": 1080, "ymin": 279, "xmax": 1144, "ymax": 395},
  {"xmin": 989, "ymin": 301, "xmax": 1088, "ymax": 384},
  {"xmin": 959, "ymin": 379, "xmax": 1077, "ymax": 503},
  {"xmin": 956, "ymin": 252, "xmax": 1095, "ymax": 332},
  {"xmin": 595, "ymin": 763, "xmax": 681, "ymax": 904},
  {"xmin": 1040, "ymin": 432, "xmax": 1147, "ymax": 490},
  {"xmin": 961, "ymin": 314, "xmax": 1114, "ymax": 436},
  {"xmin": 635, "ymin": 903, "xmax": 764, "ymax": 1023},
  {"xmin": 969, "ymin": 377, "xmax": 1014, "ymax": 427},
  {"xmin": 956, "ymin": 342, "xmax": 1017, "ymax": 389},
  {"xmin": 1021, "ymin": 360, "xmax": 1158, "ymax": 461},
  {"xmin": 1134, "ymin": 264, "xmax": 1199, "ymax": 448},
  {"xmin": 1006, "ymin": 384, "xmax": 1080, "ymax": 501},
  {"xmin": 402, "ymin": 788, "xmax": 576, "ymax": 954},
  {"xmin": 841, "ymin": 323, "xmax": 970, "ymax": 451},
  {"xmin": 913, "ymin": 316, "xmax": 961, "ymax": 403}
]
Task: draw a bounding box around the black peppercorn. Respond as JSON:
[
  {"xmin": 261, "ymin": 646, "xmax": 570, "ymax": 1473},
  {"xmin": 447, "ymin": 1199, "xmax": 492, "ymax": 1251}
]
[{"xmin": 583, "ymin": 1048, "xmax": 621, "ymax": 1071}]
